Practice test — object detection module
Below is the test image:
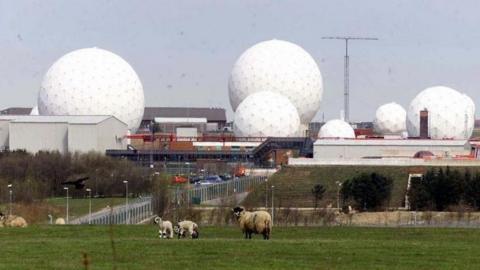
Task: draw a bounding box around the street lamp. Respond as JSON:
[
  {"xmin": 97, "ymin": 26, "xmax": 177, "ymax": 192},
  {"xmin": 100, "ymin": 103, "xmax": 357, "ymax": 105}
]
[
  {"xmin": 123, "ymin": 180, "xmax": 129, "ymax": 224},
  {"xmin": 7, "ymin": 184, "xmax": 12, "ymax": 216},
  {"xmin": 86, "ymin": 188, "xmax": 92, "ymax": 225},
  {"xmin": 335, "ymin": 181, "xmax": 343, "ymax": 210},
  {"xmin": 64, "ymin": 187, "xmax": 69, "ymax": 224},
  {"xmin": 265, "ymin": 178, "xmax": 268, "ymax": 209},
  {"xmin": 271, "ymin": 185, "xmax": 275, "ymax": 226}
]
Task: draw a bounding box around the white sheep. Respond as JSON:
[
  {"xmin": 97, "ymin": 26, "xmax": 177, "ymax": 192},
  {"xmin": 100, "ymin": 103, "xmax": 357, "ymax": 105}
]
[
  {"xmin": 232, "ymin": 206, "xmax": 271, "ymax": 240},
  {"xmin": 55, "ymin": 218, "xmax": 66, "ymax": 225},
  {"xmin": 0, "ymin": 212, "xmax": 28, "ymax": 228},
  {"xmin": 154, "ymin": 216, "xmax": 173, "ymax": 239},
  {"xmin": 174, "ymin": 220, "xmax": 199, "ymax": 239}
]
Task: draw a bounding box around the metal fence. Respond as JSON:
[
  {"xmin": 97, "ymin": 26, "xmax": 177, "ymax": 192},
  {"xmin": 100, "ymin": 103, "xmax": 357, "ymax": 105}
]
[
  {"xmin": 70, "ymin": 196, "xmax": 153, "ymax": 225},
  {"xmin": 70, "ymin": 176, "xmax": 266, "ymax": 225},
  {"xmin": 183, "ymin": 175, "xmax": 266, "ymax": 204}
]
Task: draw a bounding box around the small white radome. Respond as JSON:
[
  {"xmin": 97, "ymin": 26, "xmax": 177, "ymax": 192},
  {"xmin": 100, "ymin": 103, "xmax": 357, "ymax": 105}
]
[
  {"xmin": 373, "ymin": 102, "xmax": 406, "ymax": 135},
  {"xmin": 319, "ymin": 119, "xmax": 355, "ymax": 139}
]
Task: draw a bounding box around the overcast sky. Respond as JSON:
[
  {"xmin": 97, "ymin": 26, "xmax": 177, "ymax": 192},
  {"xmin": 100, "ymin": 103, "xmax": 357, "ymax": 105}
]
[{"xmin": 1, "ymin": 0, "xmax": 480, "ymax": 122}]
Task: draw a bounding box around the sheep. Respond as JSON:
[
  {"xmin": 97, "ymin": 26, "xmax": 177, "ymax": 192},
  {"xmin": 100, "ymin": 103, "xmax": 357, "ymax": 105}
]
[
  {"xmin": 0, "ymin": 212, "xmax": 28, "ymax": 228},
  {"xmin": 232, "ymin": 206, "xmax": 271, "ymax": 240},
  {"xmin": 173, "ymin": 220, "xmax": 199, "ymax": 239},
  {"xmin": 55, "ymin": 218, "xmax": 66, "ymax": 225},
  {"xmin": 154, "ymin": 216, "xmax": 173, "ymax": 239}
]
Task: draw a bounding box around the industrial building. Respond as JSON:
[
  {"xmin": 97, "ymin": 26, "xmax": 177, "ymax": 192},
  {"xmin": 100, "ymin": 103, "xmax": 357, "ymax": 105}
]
[
  {"xmin": 0, "ymin": 115, "xmax": 127, "ymax": 154},
  {"xmin": 312, "ymin": 138, "xmax": 471, "ymax": 159},
  {"xmin": 140, "ymin": 107, "xmax": 227, "ymax": 133}
]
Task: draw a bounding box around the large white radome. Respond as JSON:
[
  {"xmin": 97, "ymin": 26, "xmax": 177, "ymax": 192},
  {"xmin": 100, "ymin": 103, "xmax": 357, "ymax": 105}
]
[
  {"xmin": 319, "ymin": 119, "xmax": 355, "ymax": 139},
  {"xmin": 233, "ymin": 91, "xmax": 300, "ymax": 137},
  {"xmin": 373, "ymin": 102, "xmax": 406, "ymax": 135},
  {"xmin": 38, "ymin": 48, "xmax": 144, "ymax": 131},
  {"xmin": 229, "ymin": 39, "xmax": 323, "ymax": 124},
  {"xmin": 406, "ymin": 86, "xmax": 475, "ymax": 139}
]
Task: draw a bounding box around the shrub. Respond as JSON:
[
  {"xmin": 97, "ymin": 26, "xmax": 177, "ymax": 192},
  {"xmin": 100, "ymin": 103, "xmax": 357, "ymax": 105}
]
[{"xmin": 340, "ymin": 172, "xmax": 393, "ymax": 211}]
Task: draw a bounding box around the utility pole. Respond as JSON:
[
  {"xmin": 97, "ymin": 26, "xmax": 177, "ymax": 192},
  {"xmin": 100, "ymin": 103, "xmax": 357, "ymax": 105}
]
[
  {"xmin": 86, "ymin": 188, "xmax": 92, "ymax": 225},
  {"xmin": 7, "ymin": 184, "xmax": 12, "ymax": 216},
  {"xmin": 123, "ymin": 180, "xmax": 129, "ymax": 224},
  {"xmin": 271, "ymin": 185, "xmax": 275, "ymax": 226},
  {"xmin": 64, "ymin": 187, "xmax": 69, "ymax": 224},
  {"xmin": 322, "ymin": 36, "xmax": 378, "ymax": 122}
]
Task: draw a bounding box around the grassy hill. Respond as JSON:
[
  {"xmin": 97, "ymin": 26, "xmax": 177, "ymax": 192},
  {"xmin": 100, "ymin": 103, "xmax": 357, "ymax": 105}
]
[{"xmin": 243, "ymin": 165, "xmax": 480, "ymax": 209}]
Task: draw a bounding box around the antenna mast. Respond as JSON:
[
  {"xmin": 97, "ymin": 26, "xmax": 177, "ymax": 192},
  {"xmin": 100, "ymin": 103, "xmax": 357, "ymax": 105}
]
[{"xmin": 322, "ymin": 36, "xmax": 378, "ymax": 122}]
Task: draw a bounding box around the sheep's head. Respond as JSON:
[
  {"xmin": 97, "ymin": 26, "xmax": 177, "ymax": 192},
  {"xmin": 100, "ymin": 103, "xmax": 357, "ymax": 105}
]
[
  {"xmin": 173, "ymin": 225, "xmax": 181, "ymax": 234},
  {"xmin": 192, "ymin": 229, "xmax": 199, "ymax": 239},
  {"xmin": 154, "ymin": 216, "xmax": 161, "ymax": 224},
  {"xmin": 232, "ymin": 206, "xmax": 245, "ymax": 219}
]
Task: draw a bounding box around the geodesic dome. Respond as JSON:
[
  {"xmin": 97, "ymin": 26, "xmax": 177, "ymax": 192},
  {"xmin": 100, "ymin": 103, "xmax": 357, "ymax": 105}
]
[
  {"xmin": 406, "ymin": 86, "xmax": 475, "ymax": 139},
  {"xmin": 319, "ymin": 119, "xmax": 355, "ymax": 139},
  {"xmin": 233, "ymin": 91, "xmax": 300, "ymax": 137},
  {"xmin": 373, "ymin": 102, "xmax": 406, "ymax": 135},
  {"xmin": 228, "ymin": 39, "xmax": 323, "ymax": 124},
  {"xmin": 38, "ymin": 47, "xmax": 144, "ymax": 131}
]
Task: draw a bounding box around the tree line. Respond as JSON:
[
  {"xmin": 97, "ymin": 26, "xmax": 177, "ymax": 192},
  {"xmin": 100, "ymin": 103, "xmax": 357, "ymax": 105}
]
[
  {"xmin": 0, "ymin": 150, "xmax": 151, "ymax": 203},
  {"xmin": 408, "ymin": 167, "xmax": 480, "ymax": 211}
]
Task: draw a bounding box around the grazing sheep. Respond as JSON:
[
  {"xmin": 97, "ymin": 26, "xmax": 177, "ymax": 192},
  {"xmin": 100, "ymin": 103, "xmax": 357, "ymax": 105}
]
[
  {"xmin": 154, "ymin": 216, "xmax": 173, "ymax": 239},
  {"xmin": 173, "ymin": 220, "xmax": 199, "ymax": 239},
  {"xmin": 232, "ymin": 206, "xmax": 271, "ymax": 240},
  {"xmin": 0, "ymin": 212, "xmax": 28, "ymax": 228},
  {"xmin": 55, "ymin": 218, "xmax": 66, "ymax": 225}
]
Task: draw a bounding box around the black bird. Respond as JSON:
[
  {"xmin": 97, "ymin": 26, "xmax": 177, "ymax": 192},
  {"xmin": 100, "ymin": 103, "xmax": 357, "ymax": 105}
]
[{"xmin": 61, "ymin": 176, "xmax": 89, "ymax": 190}]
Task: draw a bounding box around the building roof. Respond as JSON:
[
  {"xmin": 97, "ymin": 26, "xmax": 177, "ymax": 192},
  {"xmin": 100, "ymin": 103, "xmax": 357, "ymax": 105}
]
[
  {"xmin": 0, "ymin": 115, "xmax": 125, "ymax": 125},
  {"xmin": 314, "ymin": 138, "xmax": 468, "ymax": 147},
  {"xmin": 0, "ymin": 107, "xmax": 32, "ymax": 115},
  {"xmin": 143, "ymin": 107, "xmax": 226, "ymax": 122},
  {"xmin": 154, "ymin": 117, "xmax": 207, "ymax": 123}
]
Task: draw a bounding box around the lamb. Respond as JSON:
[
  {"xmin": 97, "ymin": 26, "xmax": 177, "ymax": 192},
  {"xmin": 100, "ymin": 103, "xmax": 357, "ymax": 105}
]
[
  {"xmin": 232, "ymin": 206, "xmax": 271, "ymax": 240},
  {"xmin": 154, "ymin": 216, "xmax": 173, "ymax": 239},
  {"xmin": 0, "ymin": 212, "xmax": 28, "ymax": 228},
  {"xmin": 173, "ymin": 220, "xmax": 199, "ymax": 239}
]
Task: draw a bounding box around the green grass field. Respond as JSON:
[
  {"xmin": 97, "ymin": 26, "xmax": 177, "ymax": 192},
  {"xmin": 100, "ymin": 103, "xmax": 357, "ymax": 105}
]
[{"xmin": 2, "ymin": 225, "xmax": 480, "ymax": 269}]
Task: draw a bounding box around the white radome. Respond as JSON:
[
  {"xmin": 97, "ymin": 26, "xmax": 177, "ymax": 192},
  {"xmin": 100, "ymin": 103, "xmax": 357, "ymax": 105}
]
[
  {"xmin": 373, "ymin": 102, "xmax": 406, "ymax": 135},
  {"xmin": 233, "ymin": 91, "xmax": 300, "ymax": 137},
  {"xmin": 38, "ymin": 47, "xmax": 144, "ymax": 131},
  {"xmin": 319, "ymin": 119, "xmax": 355, "ymax": 139},
  {"xmin": 406, "ymin": 86, "xmax": 475, "ymax": 139},
  {"xmin": 229, "ymin": 39, "xmax": 323, "ymax": 124}
]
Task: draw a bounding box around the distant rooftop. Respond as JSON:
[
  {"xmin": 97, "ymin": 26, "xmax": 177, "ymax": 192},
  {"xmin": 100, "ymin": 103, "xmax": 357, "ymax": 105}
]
[
  {"xmin": 143, "ymin": 107, "xmax": 226, "ymax": 123},
  {"xmin": 0, "ymin": 115, "xmax": 124, "ymax": 125},
  {"xmin": 0, "ymin": 107, "xmax": 32, "ymax": 115}
]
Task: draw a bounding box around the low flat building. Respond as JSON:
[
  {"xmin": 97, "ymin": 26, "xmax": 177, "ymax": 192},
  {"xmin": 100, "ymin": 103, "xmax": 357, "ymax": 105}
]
[
  {"xmin": 0, "ymin": 115, "xmax": 127, "ymax": 154},
  {"xmin": 0, "ymin": 107, "xmax": 33, "ymax": 115},
  {"xmin": 313, "ymin": 138, "xmax": 471, "ymax": 159}
]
